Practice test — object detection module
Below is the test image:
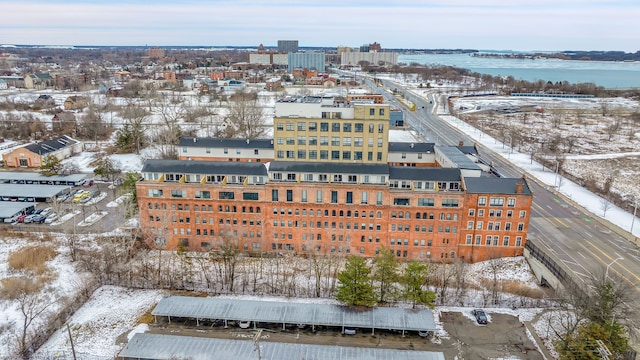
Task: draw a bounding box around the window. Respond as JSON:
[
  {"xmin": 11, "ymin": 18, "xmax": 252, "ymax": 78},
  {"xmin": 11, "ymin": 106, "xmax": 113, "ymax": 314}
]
[
  {"xmin": 354, "ymin": 151, "xmax": 362, "ymax": 160},
  {"xmin": 342, "ymin": 151, "xmax": 351, "ymax": 160},
  {"xmin": 286, "ymin": 190, "xmax": 293, "ymax": 202},
  {"xmin": 309, "ymin": 122, "xmax": 317, "ymax": 131},
  {"xmin": 320, "ymin": 122, "xmax": 329, "ymax": 132},
  {"xmin": 478, "ymin": 196, "xmax": 487, "ymax": 206},
  {"xmin": 376, "ymin": 192, "xmax": 383, "ymax": 205},
  {"xmin": 394, "ymin": 198, "xmax": 410, "ymax": 206},
  {"xmin": 379, "ymin": 108, "xmax": 385, "ymax": 116},
  {"xmin": 223, "ymin": 148, "xmax": 228, "ymax": 154},
  {"xmin": 286, "ymin": 123, "xmax": 294, "ymax": 131},
  {"xmin": 378, "ymin": 124, "xmax": 384, "ymax": 133},
  {"xmin": 277, "ymin": 150, "xmax": 284, "ymax": 158},
  {"xmin": 272, "ymin": 189, "xmax": 278, "ymax": 201},
  {"xmin": 355, "ymin": 123, "xmax": 363, "ymax": 132},
  {"xmin": 320, "ymin": 150, "xmax": 328, "ymax": 159},
  {"xmin": 195, "ymin": 191, "xmax": 211, "ymax": 199},
  {"xmin": 361, "ymin": 192, "xmax": 368, "ymax": 204},
  {"xmin": 286, "ymin": 151, "xmax": 295, "ymax": 159},
  {"xmin": 370, "ymin": 108, "xmax": 375, "ymax": 115},
  {"xmin": 309, "ymin": 150, "xmax": 317, "ymax": 159},
  {"xmin": 298, "ymin": 122, "xmax": 306, "ymax": 131},
  {"xmin": 343, "ymin": 137, "xmax": 351, "ymax": 146},
  {"xmin": 332, "ymin": 137, "xmax": 340, "ymax": 146},
  {"xmin": 331, "ymin": 191, "xmax": 338, "ymax": 204},
  {"xmin": 331, "ymin": 151, "xmax": 340, "ymax": 160},
  {"xmin": 316, "ymin": 190, "xmax": 323, "ymax": 203},
  {"xmin": 507, "ymin": 197, "xmax": 516, "ymax": 207},
  {"xmin": 218, "ymin": 191, "xmax": 234, "ymax": 200},
  {"xmin": 148, "ymin": 189, "xmax": 163, "ymax": 197},
  {"xmin": 297, "ymin": 150, "xmax": 306, "ymax": 159},
  {"xmin": 346, "ymin": 192, "xmax": 353, "ymax": 204},
  {"xmin": 171, "ymin": 190, "xmax": 186, "ymax": 198},
  {"xmin": 418, "ymin": 198, "xmax": 434, "ymax": 206},
  {"xmin": 519, "ymin": 210, "xmax": 527, "ymax": 218},
  {"xmin": 332, "ymin": 122, "xmax": 340, "ymax": 132},
  {"xmin": 276, "ymin": 123, "xmax": 284, "ymax": 130},
  {"xmin": 243, "ymin": 192, "xmax": 258, "ymax": 201},
  {"xmin": 517, "ymin": 223, "xmax": 525, "ymax": 231},
  {"xmin": 309, "ymin": 136, "xmax": 317, "ymax": 145},
  {"xmin": 516, "ymin": 236, "xmax": 523, "ymax": 246},
  {"xmin": 490, "ymin": 197, "xmax": 505, "ymax": 206},
  {"xmin": 297, "ymin": 136, "xmax": 306, "ymax": 145},
  {"xmin": 301, "ymin": 190, "xmax": 307, "ymax": 203},
  {"xmin": 343, "ymin": 123, "xmax": 352, "ymax": 132},
  {"xmin": 442, "ymin": 199, "xmax": 459, "ymax": 207}
]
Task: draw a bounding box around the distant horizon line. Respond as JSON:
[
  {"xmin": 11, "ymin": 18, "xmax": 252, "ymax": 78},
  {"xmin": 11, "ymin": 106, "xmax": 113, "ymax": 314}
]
[{"xmin": 1, "ymin": 44, "xmax": 637, "ymax": 54}]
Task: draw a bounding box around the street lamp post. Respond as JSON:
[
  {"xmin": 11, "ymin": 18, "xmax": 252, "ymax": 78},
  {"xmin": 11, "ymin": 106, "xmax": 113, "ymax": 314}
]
[
  {"xmin": 631, "ymin": 201, "xmax": 638, "ymax": 233},
  {"xmin": 605, "ymin": 257, "xmax": 623, "ymax": 282}
]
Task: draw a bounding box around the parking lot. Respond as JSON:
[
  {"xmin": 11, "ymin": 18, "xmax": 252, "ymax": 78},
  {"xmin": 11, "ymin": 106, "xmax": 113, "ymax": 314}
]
[
  {"xmin": 147, "ymin": 311, "xmax": 543, "ymax": 359},
  {"xmin": 2, "ymin": 181, "xmax": 131, "ymax": 233}
]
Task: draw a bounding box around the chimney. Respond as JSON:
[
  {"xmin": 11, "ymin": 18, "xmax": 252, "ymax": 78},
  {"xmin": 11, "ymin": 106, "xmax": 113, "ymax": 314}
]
[{"xmin": 515, "ymin": 181, "xmax": 524, "ymax": 194}]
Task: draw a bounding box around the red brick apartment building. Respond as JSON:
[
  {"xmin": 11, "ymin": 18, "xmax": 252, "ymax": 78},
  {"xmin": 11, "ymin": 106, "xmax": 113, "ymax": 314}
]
[{"xmin": 137, "ymin": 96, "xmax": 533, "ymax": 263}]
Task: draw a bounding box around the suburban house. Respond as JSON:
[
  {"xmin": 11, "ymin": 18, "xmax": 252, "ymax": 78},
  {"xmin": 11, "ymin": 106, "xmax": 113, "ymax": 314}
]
[
  {"xmin": 63, "ymin": 96, "xmax": 89, "ymax": 111},
  {"xmin": 2, "ymin": 135, "xmax": 83, "ymax": 168},
  {"xmin": 24, "ymin": 73, "xmax": 55, "ymax": 89}
]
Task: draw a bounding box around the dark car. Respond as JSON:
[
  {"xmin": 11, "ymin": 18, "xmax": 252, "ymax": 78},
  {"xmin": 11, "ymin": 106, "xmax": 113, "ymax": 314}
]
[
  {"xmin": 472, "ymin": 309, "xmax": 488, "ymax": 325},
  {"xmin": 31, "ymin": 215, "xmax": 47, "ymax": 224}
]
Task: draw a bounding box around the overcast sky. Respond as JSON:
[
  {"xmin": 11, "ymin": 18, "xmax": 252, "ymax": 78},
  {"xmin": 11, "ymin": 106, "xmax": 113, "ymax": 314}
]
[{"xmin": 1, "ymin": 0, "xmax": 638, "ymax": 52}]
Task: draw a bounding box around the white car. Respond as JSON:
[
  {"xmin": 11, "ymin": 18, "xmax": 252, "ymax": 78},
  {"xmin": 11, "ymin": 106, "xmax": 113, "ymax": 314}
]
[
  {"xmin": 44, "ymin": 214, "xmax": 58, "ymax": 224},
  {"xmin": 40, "ymin": 207, "xmax": 53, "ymax": 216},
  {"xmin": 238, "ymin": 321, "xmax": 251, "ymax": 329}
]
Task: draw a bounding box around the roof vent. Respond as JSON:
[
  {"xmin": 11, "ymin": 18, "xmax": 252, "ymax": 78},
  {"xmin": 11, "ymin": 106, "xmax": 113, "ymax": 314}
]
[
  {"xmin": 410, "ymin": 143, "xmax": 414, "ymax": 148},
  {"xmin": 193, "ymin": 137, "xmax": 197, "ymax": 143},
  {"xmin": 246, "ymin": 139, "xmax": 250, "ymax": 144}
]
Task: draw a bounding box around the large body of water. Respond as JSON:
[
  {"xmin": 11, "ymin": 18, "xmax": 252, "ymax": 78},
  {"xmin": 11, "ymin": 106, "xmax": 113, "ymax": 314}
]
[{"xmin": 399, "ymin": 53, "xmax": 640, "ymax": 89}]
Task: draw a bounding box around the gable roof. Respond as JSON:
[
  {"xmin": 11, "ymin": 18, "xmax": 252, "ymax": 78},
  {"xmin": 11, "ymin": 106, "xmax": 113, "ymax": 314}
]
[
  {"xmin": 389, "ymin": 167, "xmax": 461, "ymax": 181},
  {"xmin": 269, "ymin": 161, "xmax": 389, "ymax": 175},
  {"xmin": 23, "ymin": 136, "xmax": 79, "ymax": 156},
  {"xmin": 178, "ymin": 137, "xmax": 274, "ymax": 149},
  {"xmin": 464, "ymin": 177, "xmax": 532, "ymax": 195},
  {"xmin": 141, "ymin": 159, "xmax": 268, "ymax": 176},
  {"xmin": 388, "ymin": 142, "xmax": 435, "ymax": 153}
]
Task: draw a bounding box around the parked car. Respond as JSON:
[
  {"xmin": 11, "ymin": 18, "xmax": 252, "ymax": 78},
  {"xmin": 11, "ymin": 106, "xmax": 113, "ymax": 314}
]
[
  {"xmin": 238, "ymin": 321, "xmax": 251, "ymax": 329},
  {"xmin": 57, "ymin": 192, "xmax": 72, "ymax": 202},
  {"xmin": 16, "ymin": 214, "xmax": 27, "ymax": 223},
  {"xmin": 40, "ymin": 208, "xmax": 53, "ymax": 216},
  {"xmin": 44, "ymin": 214, "xmax": 58, "ymax": 224},
  {"xmin": 81, "ymin": 179, "xmax": 94, "ymax": 187},
  {"xmin": 23, "ymin": 214, "xmax": 40, "ymax": 223},
  {"xmin": 472, "ymin": 309, "xmax": 488, "ymax": 325},
  {"xmin": 418, "ymin": 330, "xmax": 431, "ymax": 337},
  {"xmin": 73, "ymin": 191, "xmax": 91, "ymax": 203},
  {"xmin": 31, "ymin": 215, "xmax": 47, "ymax": 224},
  {"xmin": 343, "ymin": 328, "xmax": 357, "ymax": 335},
  {"xmin": 4, "ymin": 215, "xmax": 19, "ymax": 223}
]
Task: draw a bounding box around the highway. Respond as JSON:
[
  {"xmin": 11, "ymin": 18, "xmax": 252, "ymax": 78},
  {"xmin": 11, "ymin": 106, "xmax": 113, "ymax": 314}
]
[{"xmin": 367, "ymin": 77, "xmax": 640, "ymax": 339}]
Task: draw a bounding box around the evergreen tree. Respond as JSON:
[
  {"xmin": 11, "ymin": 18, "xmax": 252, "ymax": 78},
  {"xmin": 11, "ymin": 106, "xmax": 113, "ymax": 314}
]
[
  {"xmin": 335, "ymin": 256, "xmax": 375, "ymax": 307},
  {"xmin": 93, "ymin": 157, "xmax": 120, "ymax": 181},
  {"xmin": 402, "ymin": 260, "xmax": 435, "ymax": 309},
  {"xmin": 39, "ymin": 155, "xmax": 62, "ymax": 176},
  {"xmin": 372, "ymin": 247, "xmax": 399, "ymax": 303}
]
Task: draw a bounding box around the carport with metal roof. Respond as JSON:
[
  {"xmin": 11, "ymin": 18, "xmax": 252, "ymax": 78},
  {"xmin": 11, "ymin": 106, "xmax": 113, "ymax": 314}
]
[
  {"xmin": 0, "ymin": 202, "xmax": 36, "ymax": 221},
  {"xmin": 119, "ymin": 333, "xmax": 446, "ymax": 360},
  {"xmin": 0, "ymin": 184, "xmax": 71, "ymax": 202},
  {"xmin": 152, "ymin": 296, "xmax": 437, "ymax": 335}
]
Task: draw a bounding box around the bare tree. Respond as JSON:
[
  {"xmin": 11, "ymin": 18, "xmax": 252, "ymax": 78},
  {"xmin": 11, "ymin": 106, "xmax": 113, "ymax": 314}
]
[
  {"xmin": 224, "ymin": 88, "xmax": 268, "ymax": 139},
  {"xmin": 600, "ymin": 197, "xmax": 613, "ymax": 217}
]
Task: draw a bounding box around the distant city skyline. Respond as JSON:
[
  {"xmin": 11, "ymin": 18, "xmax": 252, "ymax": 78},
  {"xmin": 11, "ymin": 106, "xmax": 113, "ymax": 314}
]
[{"xmin": 1, "ymin": 0, "xmax": 638, "ymax": 52}]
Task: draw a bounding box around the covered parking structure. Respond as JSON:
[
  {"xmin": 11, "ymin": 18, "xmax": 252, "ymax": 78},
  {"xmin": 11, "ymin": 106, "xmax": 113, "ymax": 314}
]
[
  {"xmin": 0, "ymin": 184, "xmax": 71, "ymax": 202},
  {"xmin": 0, "ymin": 202, "xmax": 36, "ymax": 222},
  {"xmin": 0, "ymin": 172, "xmax": 86, "ymax": 186},
  {"xmin": 119, "ymin": 333, "xmax": 445, "ymax": 360},
  {"xmin": 152, "ymin": 296, "xmax": 437, "ymax": 335}
]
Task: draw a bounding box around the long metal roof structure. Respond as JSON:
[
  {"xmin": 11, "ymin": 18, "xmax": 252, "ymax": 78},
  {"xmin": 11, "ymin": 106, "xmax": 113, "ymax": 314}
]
[
  {"xmin": 0, "ymin": 184, "xmax": 70, "ymax": 199},
  {"xmin": 0, "ymin": 202, "xmax": 36, "ymax": 218},
  {"xmin": 152, "ymin": 296, "xmax": 436, "ymax": 332},
  {"xmin": 0, "ymin": 171, "xmax": 86, "ymax": 184},
  {"xmin": 119, "ymin": 333, "xmax": 445, "ymax": 360}
]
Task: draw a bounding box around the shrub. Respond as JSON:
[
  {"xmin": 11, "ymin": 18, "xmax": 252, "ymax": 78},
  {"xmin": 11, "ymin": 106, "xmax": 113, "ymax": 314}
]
[{"xmin": 8, "ymin": 245, "xmax": 57, "ymax": 275}]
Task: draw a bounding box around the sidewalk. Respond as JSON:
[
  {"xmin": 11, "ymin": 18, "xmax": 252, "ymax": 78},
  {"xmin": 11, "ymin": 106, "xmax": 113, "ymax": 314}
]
[{"xmin": 523, "ymin": 310, "xmax": 555, "ymax": 360}]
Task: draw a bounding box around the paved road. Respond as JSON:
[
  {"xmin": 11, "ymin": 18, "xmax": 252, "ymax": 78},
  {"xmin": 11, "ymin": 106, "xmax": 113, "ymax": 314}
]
[{"xmin": 371, "ymin": 78, "xmax": 640, "ymax": 342}]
